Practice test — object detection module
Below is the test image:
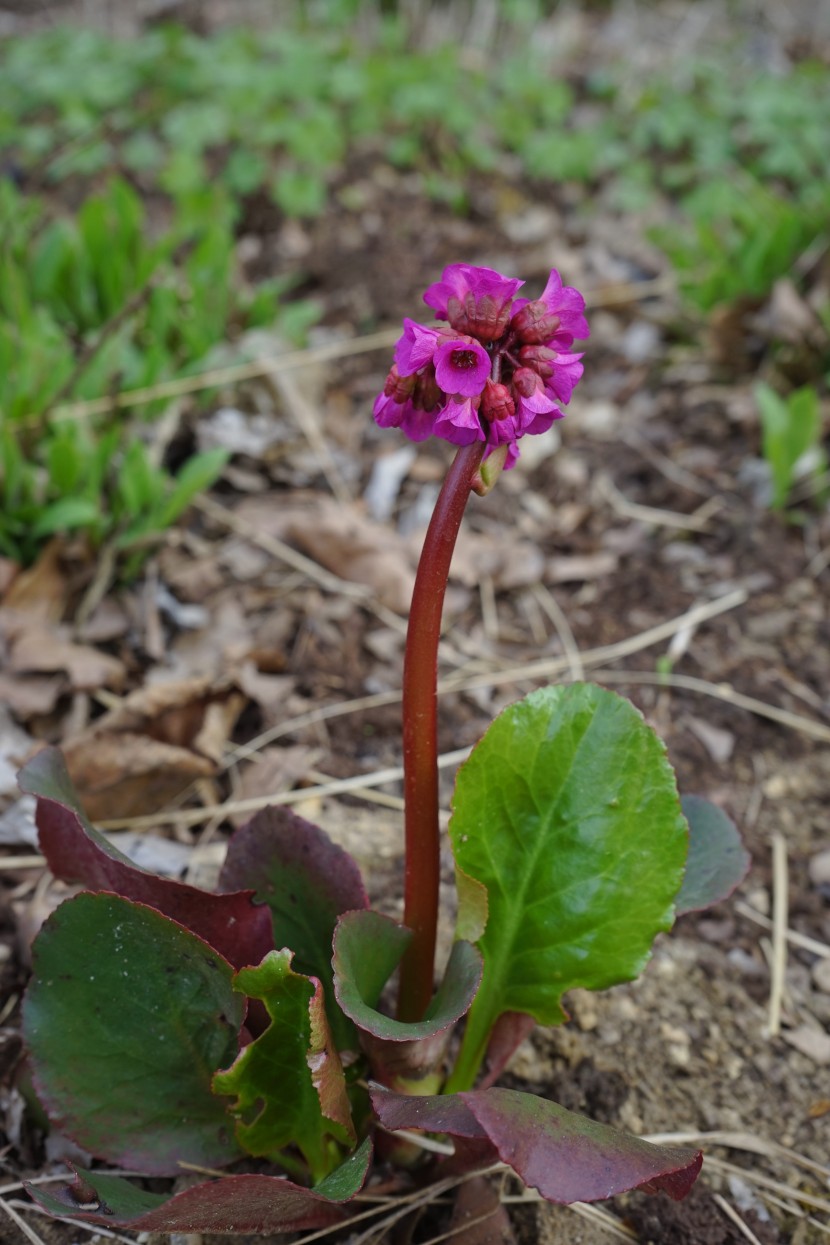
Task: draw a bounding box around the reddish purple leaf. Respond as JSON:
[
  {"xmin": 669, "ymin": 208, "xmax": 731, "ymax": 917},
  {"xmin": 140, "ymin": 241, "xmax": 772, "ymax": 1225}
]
[
  {"xmin": 219, "ymin": 805, "xmax": 368, "ymax": 1048},
  {"xmin": 19, "ymin": 747, "xmax": 273, "ymax": 969},
  {"xmin": 26, "ymin": 1143, "xmax": 371, "ymax": 1232},
  {"xmin": 478, "ymin": 1012, "xmax": 537, "ymax": 1090},
  {"xmin": 371, "ymin": 1087, "xmax": 702, "ymax": 1204},
  {"xmin": 463, "ymin": 1088, "xmax": 702, "ymax": 1203}
]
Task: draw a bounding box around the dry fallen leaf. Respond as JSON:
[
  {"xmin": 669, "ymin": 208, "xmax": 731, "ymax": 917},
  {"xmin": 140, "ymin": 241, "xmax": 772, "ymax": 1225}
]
[
  {"xmin": 450, "ymin": 529, "xmax": 545, "ymax": 591},
  {"xmin": 285, "ymin": 498, "xmax": 416, "ymax": 614},
  {"xmin": 1, "ymin": 538, "xmax": 68, "ymax": 623},
  {"xmin": 0, "ymin": 672, "xmax": 65, "ymax": 721},
  {"xmin": 231, "ymin": 744, "xmax": 321, "ymax": 826},
  {"xmin": 58, "ymin": 677, "xmax": 248, "ymax": 819},
  {"xmin": 7, "ymin": 624, "xmax": 126, "ymax": 692},
  {"xmin": 63, "ymin": 731, "xmax": 215, "ymax": 821}
]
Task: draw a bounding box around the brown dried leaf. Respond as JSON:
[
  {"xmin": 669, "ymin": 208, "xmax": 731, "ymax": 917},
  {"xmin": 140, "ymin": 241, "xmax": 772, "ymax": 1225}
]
[
  {"xmin": 193, "ymin": 693, "xmax": 246, "ymax": 764},
  {"xmin": 8, "ymin": 625, "xmax": 125, "ymax": 691},
  {"xmin": 1, "ymin": 538, "xmax": 68, "ymax": 622},
  {"xmin": 231, "ymin": 745, "xmax": 321, "ymax": 827},
  {"xmin": 285, "ymin": 499, "xmax": 415, "ymax": 614},
  {"xmin": 451, "ymin": 530, "xmax": 545, "ymax": 591},
  {"xmin": 0, "ymin": 672, "xmax": 65, "ymax": 719},
  {"xmin": 234, "ymin": 662, "xmax": 296, "ymax": 724},
  {"xmin": 62, "ymin": 731, "xmax": 215, "ymax": 821}
]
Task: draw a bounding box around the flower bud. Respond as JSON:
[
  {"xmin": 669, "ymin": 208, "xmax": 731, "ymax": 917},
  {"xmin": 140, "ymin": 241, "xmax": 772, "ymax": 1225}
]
[
  {"xmin": 383, "ymin": 365, "xmax": 416, "ymax": 404},
  {"xmin": 446, "ymin": 292, "xmax": 513, "ymax": 342},
  {"xmin": 512, "ymin": 366, "xmax": 544, "ymax": 399},
  {"xmin": 517, "ymin": 344, "xmax": 557, "ymax": 380},
  {"xmin": 480, "ymin": 379, "xmax": 516, "ymax": 425},
  {"xmin": 510, "ymin": 300, "xmax": 561, "ymax": 345}
]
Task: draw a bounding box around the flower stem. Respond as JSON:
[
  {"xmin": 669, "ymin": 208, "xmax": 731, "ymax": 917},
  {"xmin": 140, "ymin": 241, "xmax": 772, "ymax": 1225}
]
[{"xmin": 397, "ymin": 440, "xmax": 486, "ymax": 1023}]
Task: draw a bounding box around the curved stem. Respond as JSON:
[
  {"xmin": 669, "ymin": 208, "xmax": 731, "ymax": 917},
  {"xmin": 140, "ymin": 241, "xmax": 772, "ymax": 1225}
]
[{"xmin": 397, "ymin": 440, "xmax": 486, "ymax": 1023}]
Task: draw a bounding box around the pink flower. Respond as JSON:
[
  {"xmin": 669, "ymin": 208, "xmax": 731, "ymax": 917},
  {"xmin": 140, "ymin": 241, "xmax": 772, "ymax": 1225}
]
[
  {"xmin": 424, "ymin": 263, "xmax": 524, "ymax": 342},
  {"xmin": 395, "ymin": 319, "xmax": 443, "ymax": 375},
  {"xmin": 373, "ymin": 262, "xmax": 589, "ymax": 467},
  {"xmin": 433, "ymin": 336, "xmax": 490, "ymax": 398},
  {"xmin": 432, "ymin": 396, "xmax": 486, "ymax": 445},
  {"xmin": 543, "ymin": 352, "xmax": 584, "ymax": 405}
]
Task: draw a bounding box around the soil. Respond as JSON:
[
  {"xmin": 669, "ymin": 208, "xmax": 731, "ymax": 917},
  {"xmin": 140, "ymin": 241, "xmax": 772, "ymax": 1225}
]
[{"xmin": 0, "ymin": 3, "xmax": 829, "ymax": 1244}]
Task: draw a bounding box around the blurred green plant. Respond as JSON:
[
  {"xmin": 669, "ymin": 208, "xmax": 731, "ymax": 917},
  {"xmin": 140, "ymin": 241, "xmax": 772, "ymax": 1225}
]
[
  {"xmin": 651, "ymin": 175, "xmax": 829, "ymax": 313},
  {"xmin": 2, "ymin": 19, "xmax": 826, "ymax": 222},
  {"xmin": 1, "ymin": 8, "xmax": 828, "ymax": 570},
  {"xmin": 0, "ymin": 175, "xmax": 313, "ymax": 570},
  {"xmin": 755, "ymin": 381, "xmax": 827, "ymax": 512}
]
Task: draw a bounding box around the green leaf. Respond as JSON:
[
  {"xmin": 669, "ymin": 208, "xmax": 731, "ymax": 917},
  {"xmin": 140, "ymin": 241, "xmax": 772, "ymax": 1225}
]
[
  {"xmin": 31, "ymin": 497, "xmax": 100, "ymax": 539},
  {"xmin": 213, "ymin": 950, "xmax": 355, "ymax": 1181},
  {"xmin": 156, "ymin": 447, "xmax": 229, "ymax": 528},
  {"xmin": 332, "ymin": 910, "xmax": 482, "ymax": 1083},
  {"xmin": 677, "ymin": 796, "xmax": 749, "ymax": 914},
  {"xmin": 448, "ymin": 684, "xmax": 688, "ymax": 1090},
  {"xmin": 24, "ymin": 892, "xmax": 245, "ymax": 1175}
]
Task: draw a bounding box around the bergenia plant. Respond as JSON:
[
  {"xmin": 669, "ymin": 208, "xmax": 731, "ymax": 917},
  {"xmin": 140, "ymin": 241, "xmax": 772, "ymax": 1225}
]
[{"xmin": 20, "ymin": 263, "xmax": 749, "ymax": 1237}]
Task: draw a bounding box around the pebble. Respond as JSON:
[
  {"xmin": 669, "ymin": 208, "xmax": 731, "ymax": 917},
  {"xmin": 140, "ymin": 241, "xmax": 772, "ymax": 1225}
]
[
  {"xmin": 812, "ymin": 959, "xmax": 830, "ymax": 994},
  {"xmin": 808, "ymin": 849, "xmax": 830, "ymax": 889},
  {"xmin": 783, "ymin": 1025, "xmax": 830, "ymax": 1065}
]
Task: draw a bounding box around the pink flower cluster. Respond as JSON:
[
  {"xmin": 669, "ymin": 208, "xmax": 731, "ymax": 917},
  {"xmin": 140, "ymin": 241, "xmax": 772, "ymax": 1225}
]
[{"xmin": 373, "ymin": 263, "xmax": 589, "ymax": 466}]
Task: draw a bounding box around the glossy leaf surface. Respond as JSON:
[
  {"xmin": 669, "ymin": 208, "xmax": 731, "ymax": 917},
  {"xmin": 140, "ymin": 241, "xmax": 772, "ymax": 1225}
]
[
  {"xmin": 19, "ymin": 746, "xmax": 273, "ymax": 969},
  {"xmin": 219, "ymin": 805, "xmax": 368, "ymax": 1047},
  {"xmin": 213, "ymin": 950, "xmax": 354, "ymax": 1180},
  {"xmin": 24, "ymin": 893, "xmax": 244, "ymax": 1174},
  {"xmin": 371, "ymin": 1087, "xmax": 702, "ymax": 1203},
  {"xmin": 449, "ymin": 685, "xmax": 688, "ymax": 1088},
  {"xmin": 332, "ymin": 910, "xmax": 482, "ymax": 1080},
  {"xmin": 676, "ymin": 795, "xmax": 750, "ymax": 914},
  {"xmin": 26, "ymin": 1142, "xmax": 372, "ymax": 1232}
]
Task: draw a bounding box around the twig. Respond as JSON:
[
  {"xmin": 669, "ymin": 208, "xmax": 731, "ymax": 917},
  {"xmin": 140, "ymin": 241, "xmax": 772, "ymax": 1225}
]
[
  {"xmin": 438, "ymin": 588, "xmax": 749, "ymax": 694},
  {"xmin": 734, "ymin": 901, "xmax": 830, "ymax": 959},
  {"xmin": 265, "ymin": 367, "xmax": 353, "ymax": 505},
  {"xmin": 192, "ymin": 493, "xmax": 407, "ymax": 636},
  {"xmin": 0, "ymin": 1194, "xmax": 48, "ymax": 1245},
  {"xmin": 0, "ymin": 856, "xmax": 45, "ymax": 871},
  {"xmin": 712, "ymin": 1193, "xmax": 767, "ymax": 1245},
  {"xmin": 531, "ymin": 582, "xmax": 584, "ymax": 682},
  {"xmin": 598, "ymin": 472, "xmax": 724, "ymax": 532},
  {"xmin": 643, "ymin": 1130, "xmax": 830, "ymax": 1181},
  {"xmin": 98, "ymin": 745, "xmax": 472, "ymax": 830},
  {"xmin": 7, "ymin": 1199, "xmax": 139, "ymax": 1245},
  {"xmin": 589, "ymin": 669, "xmax": 830, "ymax": 744},
  {"xmin": 700, "ymin": 1155, "xmax": 830, "ymax": 1217},
  {"xmin": 766, "ymin": 831, "xmax": 789, "ymax": 1038}
]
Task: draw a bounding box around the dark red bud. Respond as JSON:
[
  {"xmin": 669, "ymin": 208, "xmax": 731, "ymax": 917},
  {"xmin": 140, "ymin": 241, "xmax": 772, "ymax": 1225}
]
[
  {"xmin": 512, "ymin": 367, "xmax": 542, "ymax": 398},
  {"xmin": 384, "ymin": 365, "xmax": 416, "ymax": 403},
  {"xmin": 518, "ymin": 344, "xmax": 557, "ymax": 379},
  {"xmin": 447, "ymin": 292, "xmax": 512, "ymax": 343},
  {"xmin": 480, "ymin": 379, "xmax": 515, "ymax": 424},
  {"xmin": 510, "ymin": 300, "xmax": 561, "ymax": 345}
]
